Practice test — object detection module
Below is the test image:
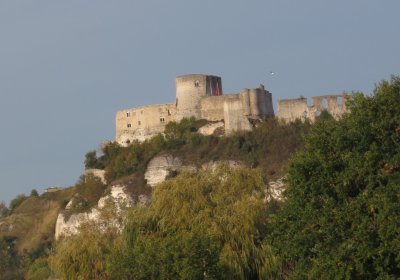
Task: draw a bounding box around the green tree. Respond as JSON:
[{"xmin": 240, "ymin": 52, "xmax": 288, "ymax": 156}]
[
  {"xmin": 0, "ymin": 237, "xmax": 22, "ymax": 280},
  {"xmin": 26, "ymin": 256, "xmax": 51, "ymax": 280},
  {"xmin": 84, "ymin": 150, "xmax": 99, "ymax": 169},
  {"xmin": 271, "ymin": 76, "xmax": 400, "ymax": 279},
  {"xmin": 30, "ymin": 189, "xmax": 39, "ymax": 197},
  {"xmin": 0, "ymin": 201, "xmax": 9, "ymax": 217},
  {"xmin": 49, "ymin": 221, "xmax": 118, "ymax": 280},
  {"xmin": 9, "ymin": 194, "xmax": 27, "ymax": 212},
  {"xmin": 108, "ymin": 166, "xmax": 278, "ymax": 279}
]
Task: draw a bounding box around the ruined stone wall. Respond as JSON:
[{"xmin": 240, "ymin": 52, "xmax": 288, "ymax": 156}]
[
  {"xmin": 311, "ymin": 95, "xmax": 348, "ymax": 120},
  {"xmin": 277, "ymin": 94, "xmax": 348, "ymax": 123},
  {"xmin": 116, "ymin": 103, "xmax": 176, "ymax": 145},
  {"xmin": 176, "ymin": 74, "xmax": 222, "ymax": 120},
  {"xmin": 200, "ymin": 94, "xmax": 238, "ymax": 121},
  {"xmin": 115, "ymin": 75, "xmax": 277, "ymax": 144},
  {"xmin": 240, "ymin": 85, "xmax": 274, "ymax": 118},
  {"xmin": 277, "ymin": 98, "xmax": 310, "ymax": 123},
  {"xmin": 223, "ymin": 98, "xmax": 252, "ymax": 135}
]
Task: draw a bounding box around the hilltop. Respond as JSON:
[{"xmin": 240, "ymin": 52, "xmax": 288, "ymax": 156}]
[
  {"xmin": 0, "ymin": 116, "xmax": 310, "ymax": 279},
  {"xmin": 1, "ymin": 76, "xmax": 399, "ymax": 279}
]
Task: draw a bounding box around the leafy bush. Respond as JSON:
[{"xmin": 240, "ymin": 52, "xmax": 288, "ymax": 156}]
[
  {"xmin": 49, "ymin": 221, "xmax": 118, "ymax": 280},
  {"xmin": 26, "ymin": 256, "xmax": 51, "ymax": 280},
  {"xmin": 107, "ymin": 167, "xmax": 279, "ymax": 279},
  {"xmin": 30, "ymin": 189, "xmax": 38, "ymax": 197},
  {"xmin": 0, "ymin": 201, "xmax": 9, "ymax": 217},
  {"xmin": 270, "ymin": 76, "xmax": 400, "ymax": 279},
  {"xmin": 67, "ymin": 175, "xmax": 107, "ymax": 215},
  {"xmin": 0, "ymin": 237, "xmax": 22, "ymax": 280},
  {"xmin": 9, "ymin": 194, "xmax": 28, "ymax": 213},
  {"xmin": 96, "ymin": 117, "xmax": 310, "ymax": 184}
]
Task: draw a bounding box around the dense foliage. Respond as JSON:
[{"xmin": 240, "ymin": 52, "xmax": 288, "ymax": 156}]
[
  {"xmin": 0, "ymin": 237, "xmax": 22, "ymax": 280},
  {"xmin": 271, "ymin": 76, "xmax": 400, "ymax": 279},
  {"xmin": 66, "ymin": 175, "xmax": 107, "ymax": 215},
  {"xmin": 0, "ymin": 202, "xmax": 9, "ymax": 218},
  {"xmin": 3, "ymin": 76, "xmax": 399, "ymax": 279},
  {"xmin": 49, "ymin": 167, "xmax": 279, "ymax": 280},
  {"xmin": 85, "ymin": 116, "xmax": 309, "ymax": 183},
  {"xmin": 9, "ymin": 194, "xmax": 28, "ymax": 213}
]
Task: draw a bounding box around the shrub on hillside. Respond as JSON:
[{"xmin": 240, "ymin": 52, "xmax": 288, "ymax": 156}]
[
  {"xmin": 9, "ymin": 194, "xmax": 28, "ymax": 213},
  {"xmin": 107, "ymin": 167, "xmax": 279, "ymax": 279},
  {"xmin": 67, "ymin": 175, "xmax": 107, "ymax": 215},
  {"xmin": 270, "ymin": 76, "xmax": 400, "ymax": 279},
  {"xmin": 0, "ymin": 202, "xmax": 9, "ymax": 218}
]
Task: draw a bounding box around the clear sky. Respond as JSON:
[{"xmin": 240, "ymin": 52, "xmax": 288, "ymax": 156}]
[{"xmin": 0, "ymin": 0, "xmax": 399, "ymax": 204}]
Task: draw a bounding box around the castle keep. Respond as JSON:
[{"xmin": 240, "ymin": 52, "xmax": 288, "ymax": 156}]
[
  {"xmin": 116, "ymin": 74, "xmax": 274, "ymax": 145},
  {"xmin": 116, "ymin": 74, "xmax": 347, "ymax": 145}
]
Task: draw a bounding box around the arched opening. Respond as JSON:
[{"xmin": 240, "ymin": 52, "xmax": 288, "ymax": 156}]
[
  {"xmin": 322, "ymin": 99, "xmax": 328, "ymax": 109},
  {"xmin": 337, "ymin": 96, "xmax": 343, "ymax": 106}
]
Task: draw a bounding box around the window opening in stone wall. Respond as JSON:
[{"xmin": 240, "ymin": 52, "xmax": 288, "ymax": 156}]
[
  {"xmin": 127, "ymin": 123, "xmax": 131, "ymax": 128},
  {"xmin": 160, "ymin": 117, "xmax": 165, "ymax": 123},
  {"xmin": 126, "ymin": 112, "xmax": 131, "ymax": 117},
  {"xmin": 322, "ymin": 99, "xmax": 328, "ymax": 109},
  {"xmin": 167, "ymin": 109, "xmax": 171, "ymax": 116},
  {"xmin": 337, "ymin": 96, "xmax": 343, "ymax": 106},
  {"xmin": 194, "ymin": 80, "xmax": 199, "ymax": 87},
  {"xmin": 138, "ymin": 121, "xmax": 141, "ymax": 125}
]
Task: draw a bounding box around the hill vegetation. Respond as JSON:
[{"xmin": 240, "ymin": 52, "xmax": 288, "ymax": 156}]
[{"xmin": 1, "ymin": 76, "xmax": 399, "ymax": 279}]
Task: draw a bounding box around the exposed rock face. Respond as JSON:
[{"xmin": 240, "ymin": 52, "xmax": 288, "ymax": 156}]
[
  {"xmin": 98, "ymin": 185, "xmax": 135, "ymax": 210},
  {"xmin": 198, "ymin": 121, "xmax": 224, "ymax": 136},
  {"xmin": 265, "ymin": 178, "xmax": 285, "ymax": 202},
  {"xmin": 55, "ymin": 209, "xmax": 100, "ymax": 240},
  {"xmin": 144, "ymin": 154, "xmax": 183, "ymax": 187},
  {"xmin": 144, "ymin": 152, "xmax": 246, "ymax": 188},
  {"xmin": 55, "ymin": 185, "xmax": 136, "ymax": 240},
  {"xmin": 145, "ymin": 154, "xmax": 245, "ymax": 188}
]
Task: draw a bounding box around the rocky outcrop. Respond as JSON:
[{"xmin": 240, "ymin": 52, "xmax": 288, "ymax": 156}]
[
  {"xmin": 265, "ymin": 178, "xmax": 285, "ymax": 202},
  {"xmin": 144, "ymin": 153, "xmax": 245, "ymax": 188},
  {"xmin": 55, "ymin": 185, "xmax": 136, "ymax": 240},
  {"xmin": 198, "ymin": 121, "xmax": 224, "ymax": 136},
  {"xmin": 144, "ymin": 154, "xmax": 183, "ymax": 187}
]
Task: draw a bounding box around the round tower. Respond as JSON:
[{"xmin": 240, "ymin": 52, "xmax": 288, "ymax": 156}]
[{"xmin": 175, "ymin": 74, "xmax": 222, "ymax": 120}]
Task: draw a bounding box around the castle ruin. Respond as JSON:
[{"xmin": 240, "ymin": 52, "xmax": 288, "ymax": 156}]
[
  {"xmin": 116, "ymin": 74, "xmax": 347, "ymax": 145},
  {"xmin": 277, "ymin": 95, "xmax": 349, "ymax": 123},
  {"xmin": 116, "ymin": 74, "xmax": 274, "ymax": 145}
]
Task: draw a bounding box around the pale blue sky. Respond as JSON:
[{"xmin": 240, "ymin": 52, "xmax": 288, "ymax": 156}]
[{"xmin": 0, "ymin": 0, "xmax": 399, "ymax": 204}]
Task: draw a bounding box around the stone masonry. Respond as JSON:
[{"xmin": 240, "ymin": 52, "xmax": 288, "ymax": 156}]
[{"xmin": 116, "ymin": 74, "xmax": 348, "ymax": 145}]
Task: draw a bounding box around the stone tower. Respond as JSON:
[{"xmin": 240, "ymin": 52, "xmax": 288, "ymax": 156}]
[{"xmin": 175, "ymin": 74, "xmax": 223, "ymax": 120}]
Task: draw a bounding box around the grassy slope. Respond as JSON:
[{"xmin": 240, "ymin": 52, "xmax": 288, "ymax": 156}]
[
  {"xmin": 0, "ymin": 188, "xmax": 74, "ymax": 254},
  {"xmin": 0, "ymin": 117, "xmax": 310, "ymax": 256}
]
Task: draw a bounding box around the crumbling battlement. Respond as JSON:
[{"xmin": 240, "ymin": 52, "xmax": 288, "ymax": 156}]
[
  {"xmin": 277, "ymin": 94, "xmax": 348, "ymax": 123},
  {"xmin": 116, "ymin": 74, "xmax": 274, "ymax": 145},
  {"xmin": 116, "ymin": 74, "xmax": 348, "ymax": 145}
]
